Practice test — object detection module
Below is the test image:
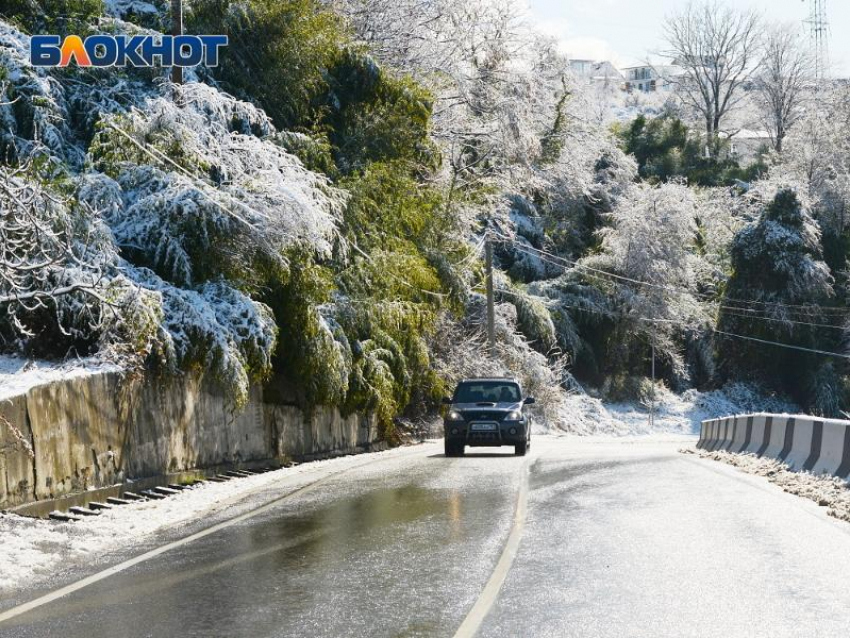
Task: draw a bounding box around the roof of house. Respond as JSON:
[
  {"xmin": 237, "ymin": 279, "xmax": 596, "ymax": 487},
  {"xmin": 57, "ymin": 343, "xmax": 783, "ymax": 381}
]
[{"xmin": 719, "ymin": 129, "xmax": 772, "ymax": 140}]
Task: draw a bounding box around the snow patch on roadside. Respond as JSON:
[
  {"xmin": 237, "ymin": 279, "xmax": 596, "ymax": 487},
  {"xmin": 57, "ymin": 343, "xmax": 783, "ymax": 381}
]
[
  {"xmin": 686, "ymin": 447, "xmax": 850, "ymax": 525},
  {"xmin": 0, "ymin": 447, "xmax": 412, "ymax": 595},
  {"xmin": 556, "ymin": 382, "xmax": 796, "ymax": 437}
]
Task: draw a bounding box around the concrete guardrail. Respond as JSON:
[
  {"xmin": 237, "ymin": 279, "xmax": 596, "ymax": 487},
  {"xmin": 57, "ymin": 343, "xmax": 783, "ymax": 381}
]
[{"xmin": 697, "ymin": 414, "xmax": 850, "ymax": 478}]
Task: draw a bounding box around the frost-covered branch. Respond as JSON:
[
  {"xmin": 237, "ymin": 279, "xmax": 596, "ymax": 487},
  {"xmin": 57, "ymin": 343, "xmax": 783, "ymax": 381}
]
[{"xmin": 0, "ymin": 162, "xmax": 115, "ymax": 336}]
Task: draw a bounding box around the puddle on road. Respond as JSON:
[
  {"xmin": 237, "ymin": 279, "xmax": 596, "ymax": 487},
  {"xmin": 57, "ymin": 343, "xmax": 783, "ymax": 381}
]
[{"xmin": 251, "ymin": 483, "xmax": 478, "ymax": 557}]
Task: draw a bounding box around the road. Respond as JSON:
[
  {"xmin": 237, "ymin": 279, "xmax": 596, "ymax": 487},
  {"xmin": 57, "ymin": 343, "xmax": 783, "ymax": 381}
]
[{"xmin": 4, "ymin": 435, "xmax": 850, "ymax": 637}]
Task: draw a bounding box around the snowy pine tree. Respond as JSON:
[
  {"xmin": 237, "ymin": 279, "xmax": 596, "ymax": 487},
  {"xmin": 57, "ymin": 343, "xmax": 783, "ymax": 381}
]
[{"xmin": 718, "ymin": 189, "xmax": 839, "ymax": 411}]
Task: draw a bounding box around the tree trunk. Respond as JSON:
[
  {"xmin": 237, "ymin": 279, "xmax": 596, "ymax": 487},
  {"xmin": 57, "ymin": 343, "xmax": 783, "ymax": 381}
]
[{"xmin": 775, "ymin": 127, "xmax": 785, "ymax": 154}]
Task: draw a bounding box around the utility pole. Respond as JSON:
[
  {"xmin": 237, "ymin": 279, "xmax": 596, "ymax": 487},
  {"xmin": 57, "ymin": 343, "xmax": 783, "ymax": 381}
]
[
  {"xmin": 485, "ymin": 234, "xmax": 496, "ymax": 359},
  {"xmin": 650, "ymin": 323, "xmax": 656, "ymax": 429},
  {"xmin": 171, "ymin": 0, "xmax": 183, "ymax": 85}
]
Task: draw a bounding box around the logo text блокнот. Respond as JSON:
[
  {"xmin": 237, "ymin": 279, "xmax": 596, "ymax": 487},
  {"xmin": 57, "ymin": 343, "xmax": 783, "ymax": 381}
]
[{"xmin": 30, "ymin": 34, "xmax": 228, "ymax": 68}]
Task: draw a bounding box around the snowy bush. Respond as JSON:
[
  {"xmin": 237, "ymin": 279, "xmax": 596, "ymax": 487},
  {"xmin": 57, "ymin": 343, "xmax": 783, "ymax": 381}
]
[
  {"xmin": 0, "ymin": 24, "xmax": 81, "ymax": 166},
  {"xmin": 719, "ymin": 189, "xmax": 838, "ymax": 407},
  {"xmin": 88, "ymin": 84, "xmax": 344, "ymax": 266},
  {"xmin": 727, "ymin": 189, "xmax": 833, "ymax": 308},
  {"xmin": 0, "ymin": 160, "xmax": 164, "ymax": 360}
]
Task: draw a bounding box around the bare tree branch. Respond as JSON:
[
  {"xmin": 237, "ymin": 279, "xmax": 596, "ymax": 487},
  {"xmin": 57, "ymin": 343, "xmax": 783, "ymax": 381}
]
[
  {"xmin": 754, "ymin": 24, "xmax": 814, "ymax": 153},
  {"xmin": 662, "ymin": 1, "xmax": 762, "ymax": 156}
]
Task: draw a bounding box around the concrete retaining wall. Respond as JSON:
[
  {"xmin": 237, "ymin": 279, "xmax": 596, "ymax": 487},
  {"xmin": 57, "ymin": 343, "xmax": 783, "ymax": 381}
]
[
  {"xmin": 0, "ymin": 369, "xmax": 379, "ymax": 509},
  {"xmin": 698, "ymin": 413, "xmax": 850, "ymax": 478}
]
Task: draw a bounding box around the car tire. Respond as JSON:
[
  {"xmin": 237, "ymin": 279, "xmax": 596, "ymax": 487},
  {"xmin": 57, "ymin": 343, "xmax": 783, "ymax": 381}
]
[
  {"xmin": 515, "ymin": 441, "xmax": 527, "ymax": 456},
  {"xmin": 445, "ymin": 442, "xmax": 463, "ymax": 457}
]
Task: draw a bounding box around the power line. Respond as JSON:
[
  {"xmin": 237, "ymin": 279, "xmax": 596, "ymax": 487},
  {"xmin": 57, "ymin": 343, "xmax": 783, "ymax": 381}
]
[
  {"xmin": 646, "ymin": 313, "xmax": 850, "ymax": 361},
  {"xmin": 712, "ymin": 328, "xmax": 850, "ymax": 359},
  {"xmin": 715, "ymin": 308, "xmax": 845, "ymax": 331},
  {"xmin": 497, "ymin": 241, "xmax": 850, "ymax": 360},
  {"xmin": 500, "ymin": 231, "xmax": 849, "ymax": 315},
  {"xmin": 509, "ymin": 242, "xmax": 848, "ymax": 332},
  {"xmin": 498, "ymin": 232, "xmax": 850, "ymax": 317}
]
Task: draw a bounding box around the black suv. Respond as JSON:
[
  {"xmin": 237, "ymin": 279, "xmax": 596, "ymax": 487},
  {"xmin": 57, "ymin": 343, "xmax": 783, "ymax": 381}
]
[{"xmin": 442, "ymin": 378, "xmax": 534, "ymax": 457}]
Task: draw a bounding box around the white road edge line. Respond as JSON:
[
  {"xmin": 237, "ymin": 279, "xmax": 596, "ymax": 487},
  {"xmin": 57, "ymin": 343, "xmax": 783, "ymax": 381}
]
[
  {"xmin": 0, "ymin": 445, "xmax": 428, "ymax": 626},
  {"xmin": 452, "ymin": 456, "xmax": 532, "ymax": 638}
]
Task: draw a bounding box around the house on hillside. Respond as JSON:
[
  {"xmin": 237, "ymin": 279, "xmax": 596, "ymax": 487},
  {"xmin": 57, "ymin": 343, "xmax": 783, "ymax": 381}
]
[
  {"xmin": 622, "ymin": 64, "xmax": 683, "ymax": 93},
  {"xmin": 721, "ymin": 129, "xmax": 772, "ymax": 163},
  {"xmin": 694, "ymin": 129, "xmax": 771, "ymax": 163},
  {"xmin": 570, "ymin": 59, "xmax": 624, "ymax": 89}
]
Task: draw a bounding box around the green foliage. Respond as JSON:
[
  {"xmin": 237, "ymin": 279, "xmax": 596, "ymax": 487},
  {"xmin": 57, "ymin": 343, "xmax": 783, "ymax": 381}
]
[
  {"xmin": 325, "ymin": 49, "xmax": 436, "ymax": 173},
  {"xmin": 263, "ymin": 250, "xmax": 350, "ymax": 407},
  {"xmin": 807, "ymin": 362, "xmax": 845, "ymax": 418},
  {"xmin": 501, "ymin": 287, "xmax": 557, "ymax": 355},
  {"xmin": 601, "ymin": 374, "xmax": 659, "ymax": 403},
  {"xmin": 617, "ymin": 114, "xmax": 766, "ymax": 186},
  {"xmin": 264, "ymin": 243, "xmax": 447, "ymax": 439},
  {"xmin": 188, "ymin": 0, "xmax": 343, "ymax": 132},
  {"xmin": 540, "ymin": 80, "xmax": 570, "ymax": 165},
  {"xmin": 340, "ymin": 163, "xmax": 447, "ymax": 251},
  {"xmin": 188, "ymin": 1, "xmax": 435, "ymax": 175},
  {"xmin": 337, "ymin": 301, "xmax": 440, "ymax": 441},
  {"xmin": 617, "ymin": 114, "xmax": 689, "ymax": 182},
  {"xmin": 338, "ymin": 162, "xmax": 468, "ymax": 310},
  {"xmin": 183, "ymin": 0, "xmax": 455, "ymax": 430},
  {"xmin": 270, "ymin": 132, "xmax": 338, "ymax": 178},
  {"xmin": 2, "ymin": 0, "xmax": 104, "ymax": 35}
]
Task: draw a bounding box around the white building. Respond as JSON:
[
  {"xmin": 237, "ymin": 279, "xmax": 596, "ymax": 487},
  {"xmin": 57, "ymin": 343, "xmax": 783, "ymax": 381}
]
[
  {"xmin": 622, "ymin": 64, "xmax": 683, "ymax": 93},
  {"xmin": 569, "ymin": 59, "xmax": 624, "ymax": 88},
  {"xmin": 722, "ymin": 129, "xmax": 772, "ymax": 162}
]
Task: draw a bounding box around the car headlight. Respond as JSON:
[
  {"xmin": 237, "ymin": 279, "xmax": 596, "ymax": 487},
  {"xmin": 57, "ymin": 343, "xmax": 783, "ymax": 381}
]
[
  {"xmin": 504, "ymin": 410, "xmax": 522, "ymax": 421},
  {"xmin": 447, "ymin": 410, "xmax": 463, "ymax": 421}
]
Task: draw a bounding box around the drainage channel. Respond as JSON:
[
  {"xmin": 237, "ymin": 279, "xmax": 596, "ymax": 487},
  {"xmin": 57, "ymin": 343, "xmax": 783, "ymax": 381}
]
[{"xmin": 7, "ymin": 458, "xmax": 292, "ymax": 521}]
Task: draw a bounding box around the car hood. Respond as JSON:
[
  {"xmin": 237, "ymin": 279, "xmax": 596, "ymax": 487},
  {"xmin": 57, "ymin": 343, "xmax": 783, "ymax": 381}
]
[{"xmin": 451, "ymin": 402, "xmax": 523, "ymax": 412}]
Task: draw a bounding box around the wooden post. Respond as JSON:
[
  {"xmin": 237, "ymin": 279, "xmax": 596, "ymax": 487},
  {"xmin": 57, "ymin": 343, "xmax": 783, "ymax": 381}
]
[
  {"xmin": 171, "ymin": 0, "xmax": 183, "ymax": 85},
  {"xmin": 485, "ymin": 236, "xmax": 496, "ymax": 359}
]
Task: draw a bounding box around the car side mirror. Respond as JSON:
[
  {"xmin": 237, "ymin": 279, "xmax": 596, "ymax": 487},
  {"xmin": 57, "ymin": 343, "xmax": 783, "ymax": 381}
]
[
  {"xmin": 442, "ymin": 397, "xmax": 453, "ymax": 405},
  {"xmin": 524, "ymin": 396, "xmax": 536, "ymax": 405}
]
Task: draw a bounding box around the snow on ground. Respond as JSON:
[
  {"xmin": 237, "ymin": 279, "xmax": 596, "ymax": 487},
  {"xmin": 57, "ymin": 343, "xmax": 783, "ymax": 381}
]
[
  {"xmin": 0, "ymin": 355, "xmax": 120, "ymax": 402},
  {"xmin": 685, "ymin": 447, "xmax": 850, "ymax": 525},
  {"xmin": 0, "ymin": 446, "xmax": 419, "ymax": 595},
  {"xmin": 557, "ymin": 382, "xmax": 796, "ymax": 437}
]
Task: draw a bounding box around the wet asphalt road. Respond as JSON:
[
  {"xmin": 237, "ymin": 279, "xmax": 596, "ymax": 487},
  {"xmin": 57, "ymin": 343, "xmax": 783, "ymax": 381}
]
[{"xmin": 4, "ymin": 436, "xmax": 850, "ymax": 637}]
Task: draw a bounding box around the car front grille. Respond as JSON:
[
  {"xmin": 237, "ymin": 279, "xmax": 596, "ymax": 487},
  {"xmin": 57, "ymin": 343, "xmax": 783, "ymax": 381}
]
[{"xmin": 462, "ymin": 411, "xmax": 505, "ymax": 422}]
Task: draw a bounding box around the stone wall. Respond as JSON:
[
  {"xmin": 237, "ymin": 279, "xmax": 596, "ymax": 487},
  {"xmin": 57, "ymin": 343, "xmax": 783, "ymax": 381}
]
[{"xmin": 0, "ymin": 370, "xmax": 379, "ymax": 508}]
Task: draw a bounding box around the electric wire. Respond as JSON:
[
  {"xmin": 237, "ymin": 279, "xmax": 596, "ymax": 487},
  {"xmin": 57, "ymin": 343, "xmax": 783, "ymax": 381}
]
[
  {"xmin": 492, "ymin": 230, "xmax": 850, "ymax": 317},
  {"xmin": 493, "ymin": 236, "xmax": 850, "ymax": 361}
]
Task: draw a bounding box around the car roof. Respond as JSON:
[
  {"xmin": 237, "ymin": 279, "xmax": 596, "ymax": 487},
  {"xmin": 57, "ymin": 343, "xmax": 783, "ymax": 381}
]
[{"xmin": 458, "ymin": 378, "xmax": 520, "ymax": 384}]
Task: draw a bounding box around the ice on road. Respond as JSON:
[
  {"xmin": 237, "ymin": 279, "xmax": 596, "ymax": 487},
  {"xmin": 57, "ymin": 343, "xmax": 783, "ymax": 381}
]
[
  {"xmin": 481, "ymin": 437, "xmax": 850, "ymax": 638},
  {"xmin": 4, "ymin": 436, "xmax": 850, "ymax": 638}
]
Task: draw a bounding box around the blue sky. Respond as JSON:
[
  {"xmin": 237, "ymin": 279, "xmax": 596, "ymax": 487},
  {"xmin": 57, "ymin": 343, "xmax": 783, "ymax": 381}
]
[{"xmin": 527, "ymin": 0, "xmax": 849, "ymax": 75}]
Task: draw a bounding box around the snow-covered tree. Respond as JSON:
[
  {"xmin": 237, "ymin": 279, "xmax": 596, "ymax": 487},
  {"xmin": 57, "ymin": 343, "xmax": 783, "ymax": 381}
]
[
  {"xmin": 0, "ymin": 17, "xmax": 350, "ymax": 405},
  {"xmin": 718, "ymin": 189, "xmax": 839, "ymax": 411},
  {"xmin": 594, "ymin": 181, "xmax": 700, "ymax": 315},
  {"xmin": 571, "ymin": 181, "xmax": 709, "ymax": 387}
]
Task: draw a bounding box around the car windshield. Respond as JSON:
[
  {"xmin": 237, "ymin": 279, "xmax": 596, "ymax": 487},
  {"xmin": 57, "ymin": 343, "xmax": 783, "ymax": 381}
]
[{"xmin": 453, "ymin": 382, "xmax": 520, "ymax": 403}]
